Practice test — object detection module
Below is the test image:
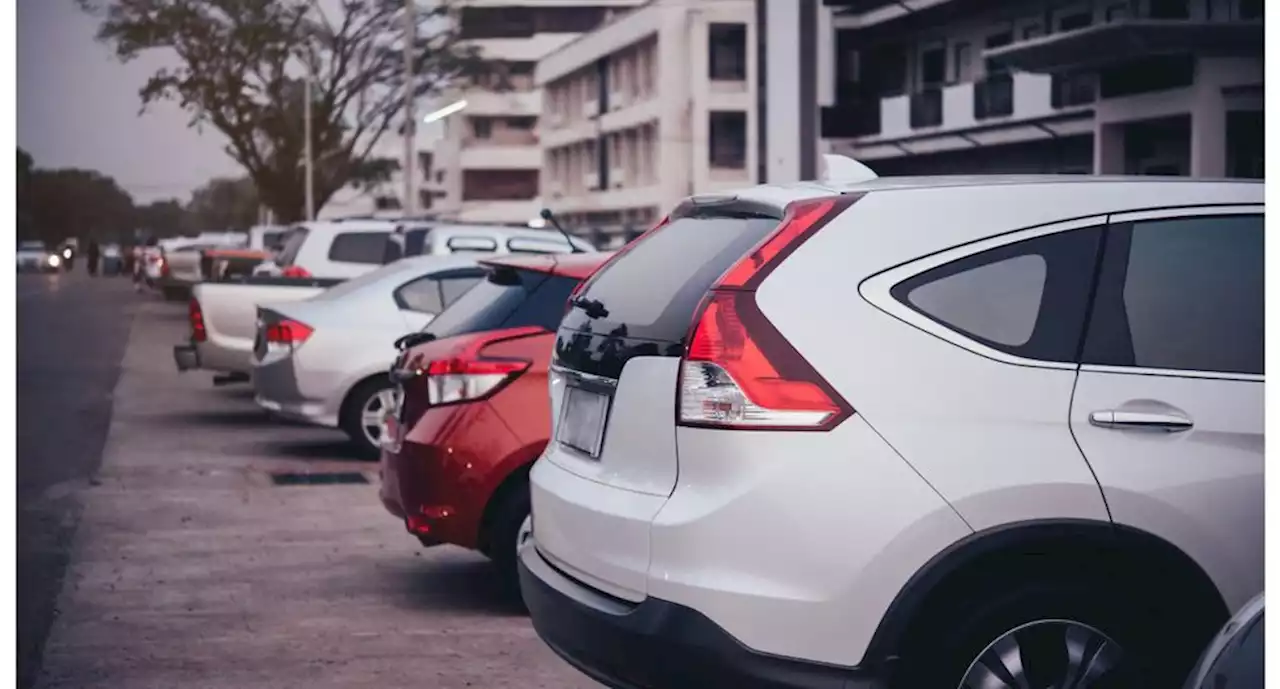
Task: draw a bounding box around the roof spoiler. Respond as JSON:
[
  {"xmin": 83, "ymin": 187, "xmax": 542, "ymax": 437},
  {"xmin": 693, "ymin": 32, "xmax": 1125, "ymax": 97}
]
[{"xmin": 819, "ymin": 154, "xmax": 878, "ymax": 186}]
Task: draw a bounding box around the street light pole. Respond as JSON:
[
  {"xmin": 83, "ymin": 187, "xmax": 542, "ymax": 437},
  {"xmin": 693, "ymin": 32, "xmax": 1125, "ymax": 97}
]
[
  {"xmin": 304, "ymin": 75, "xmax": 315, "ymax": 221},
  {"xmin": 402, "ymin": 0, "xmax": 417, "ymax": 216}
]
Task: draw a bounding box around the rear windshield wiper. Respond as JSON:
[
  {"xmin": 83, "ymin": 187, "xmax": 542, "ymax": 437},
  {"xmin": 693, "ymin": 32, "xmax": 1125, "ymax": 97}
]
[
  {"xmin": 570, "ymin": 296, "xmax": 609, "ymax": 319},
  {"xmin": 394, "ymin": 331, "xmax": 436, "ymax": 351}
]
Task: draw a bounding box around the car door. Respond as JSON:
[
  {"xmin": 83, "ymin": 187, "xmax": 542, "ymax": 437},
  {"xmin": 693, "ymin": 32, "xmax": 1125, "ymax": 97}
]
[
  {"xmin": 1069, "ymin": 206, "xmax": 1264, "ymax": 613},
  {"xmin": 393, "ymin": 268, "xmax": 485, "ymax": 331}
]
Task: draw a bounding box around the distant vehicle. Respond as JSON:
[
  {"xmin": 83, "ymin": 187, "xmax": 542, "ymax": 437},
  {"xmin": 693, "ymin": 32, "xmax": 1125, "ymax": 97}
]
[
  {"xmin": 1184, "ymin": 593, "xmax": 1263, "ymax": 689},
  {"xmin": 252, "ymin": 255, "xmax": 487, "ymax": 457},
  {"xmin": 247, "ymin": 225, "xmax": 288, "ymax": 254},
  {"xmin": 520, "ymin": 166, "xmax": 1262, "ymax": 689},
  {"xmin": 16, "ymin": 240, "xmax": 59, "ymax": 273},
  {"xmin": 152, "ymin": 234, "xmax": 248, "ymax": 300},
  {"xmin": 101, "ymin": 244, "xmax": 123, "ymax": 276},
  {"xmin": 381, "ymin": 252, "xmax": 611, "ymax": 594}
]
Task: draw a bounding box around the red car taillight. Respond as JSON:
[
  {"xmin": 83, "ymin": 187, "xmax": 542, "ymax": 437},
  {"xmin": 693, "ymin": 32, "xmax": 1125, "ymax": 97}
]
[
  {"xmin": 189, "ymin": 298, "xmax": 207, "ymax": 343},
  {"xmin": 281, "ymin": 265, "xmax": 311, "ymax": 278},
  {"xmin": 421, "ymin": 326, "xmax": 543, "ymax": 406},
  {"xmin": 677, "ymin": 196, "xmax": 858, "ymax": 431},
  {"xmin": 264, "ymin": 319, "xmax": 313, "ymax": 346}
]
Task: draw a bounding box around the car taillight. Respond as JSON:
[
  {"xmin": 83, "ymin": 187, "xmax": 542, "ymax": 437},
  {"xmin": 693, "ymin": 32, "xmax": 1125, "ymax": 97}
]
[
  {"xmin": 189, "ymin": 298, "xmax": 207, "ymax": 343},
  {"xmin": 677, "ymin": 196, "xmax": 858, "ymax": 431},
  {"xmin": 421, "ymin": 326, "xmax": 543, "ymax": 406},
  {"xmin": 264, "ymin": 319, "xmax": 313, "ymax": 346},
  {"xmin": 281, "ymin": 265, "xmax": 311, "ymax": 278}
]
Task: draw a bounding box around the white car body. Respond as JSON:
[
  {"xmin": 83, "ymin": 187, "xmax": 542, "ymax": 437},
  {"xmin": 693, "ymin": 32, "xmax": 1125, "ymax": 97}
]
[
  {"xmin": 251, "ymin": 255, "xmax": 488, "ymax": 455},
  {"xmin": 17, "ymin": 241, "xmax": 58, "ymax": 271},
  {"xmin": 520, "ymin": 174, "xmax": 1263, "ymax": 689}
]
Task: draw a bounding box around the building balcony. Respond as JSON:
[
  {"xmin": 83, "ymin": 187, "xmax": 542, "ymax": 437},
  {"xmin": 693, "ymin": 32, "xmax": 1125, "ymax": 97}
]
[
  {"xmin": 985, "ymin": 20, "xmax": 1263, "ymax": 74},
  {"xmin": 459, "ymin": 145, "xmax": 541, "ymax": 170},
  {"xmin": 457, "ymin": 199, "xmax": 541, "ymax": 226},
  {"xmin": 825, "ymin": 72, "xmax": 1090, "ymax": 144},
  {"xmin": 462, "ymin": 88, "xmax": 541, "ymax": 117}
]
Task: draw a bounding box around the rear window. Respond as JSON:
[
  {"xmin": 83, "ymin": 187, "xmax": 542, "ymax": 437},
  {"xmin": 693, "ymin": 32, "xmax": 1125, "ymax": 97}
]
[
  {"xmin": 424, "ymin": 268, "xmax": 579, "ymax": 340},
  {"xmin": 276, "ymin": 227, "xmax": 310, "ymax": 266},
  {"xmin": 383, "ymin": 227, "xmax": 431, "ymax": 264},
  {"xmin": 262, "ymin": 231, "xmax": 287, "ymax": 251},
  {"xmin": 560, "ymin": 216, "xmax": 778, "ymax": 342},
  {"xmin": 329, "ymin": 231, "xmax": 392, "ymax": 264}
]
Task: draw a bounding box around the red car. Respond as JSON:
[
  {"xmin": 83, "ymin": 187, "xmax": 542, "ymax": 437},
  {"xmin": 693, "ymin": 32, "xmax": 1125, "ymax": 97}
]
[{"xmin": 380, "ymin": 251, "xmax": 612, "ymax": 593}]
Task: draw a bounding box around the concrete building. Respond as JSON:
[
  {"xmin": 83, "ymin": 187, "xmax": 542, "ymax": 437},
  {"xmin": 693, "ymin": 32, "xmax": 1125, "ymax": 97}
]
[
  {"xmin": 536, "ymin": 0, "xmax": 759, "ymax": 248},
  {"xmin": 320, "ymin": 136, "xmax": 446, "ymax": 221},
  {"xmin": 430, "ymin": 0, "xmax": 646, "ymax": 226},
  {"xmin": 814, "ymin": 0, "xmax": 1263, "ymax": 178}
]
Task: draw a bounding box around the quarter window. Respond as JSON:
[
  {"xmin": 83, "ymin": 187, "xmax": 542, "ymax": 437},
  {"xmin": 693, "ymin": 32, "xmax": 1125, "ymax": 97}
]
[
  {"xmin": 396, "ymin": 277, "xmax": 445, "ymax": 314},
  {"xmin": 1082, "ymin": 214, "xmax": 1263, "ymax": 375},
  {"xmin": 891, "ymin": 227, "xmax": 1104, "ymax": 363}
]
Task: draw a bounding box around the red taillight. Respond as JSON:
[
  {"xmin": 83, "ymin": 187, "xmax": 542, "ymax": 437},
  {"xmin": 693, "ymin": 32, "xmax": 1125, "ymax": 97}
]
[
  {"xmin": 189, "ymin": 298, "xmax": 207, "ymax": 343},
  {"xmin": 677, "ymin": 196, "xmax": 857, "ymax": 431},
  {"xmin": 421, "ymin": 326, "xmax": 542, "ymax": 406},
  {"xmin": 281, "ymin": 265, "xmax": 311, "ymax": 278},
  {"xmin": 160, "ymin": 255, "xmax": 170, "ymax": 278},
  {"xmin": 264, "ymin": 319, "xmax": 313, "ymax": 345}
]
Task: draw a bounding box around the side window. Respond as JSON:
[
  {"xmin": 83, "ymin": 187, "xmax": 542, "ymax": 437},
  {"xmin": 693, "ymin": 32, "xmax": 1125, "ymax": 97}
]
[
  {"xmin": 395, "ymin": 277, "xmax": 445, "ymax": 314},
  {"xmin": 446, "ymin": 236, "xmax": 498, "ymax": 253},
  {"xmin": 440, "ymin": 276, "xmax": 482, "ymax": 306},
  {"xmin": 508, "ymin": 237, "xmax": 573, "ymax": 254},
  {"xmin": 891, "ymin": 226, "xmax": 1103, "ymax": 363},
  {"xmin": 1082, "ymin": 214, "xmax": 1263, "ymax": 375},
  {"xmin": 328, "ymin": 231, "xmax": 392, "ymax": 264}
]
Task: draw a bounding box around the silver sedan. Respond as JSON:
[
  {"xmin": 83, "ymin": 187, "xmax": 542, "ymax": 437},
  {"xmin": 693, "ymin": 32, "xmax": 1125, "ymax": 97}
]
[{"xmin": 252, "ymin": 254, "xmax": 486, "ymax": 457}]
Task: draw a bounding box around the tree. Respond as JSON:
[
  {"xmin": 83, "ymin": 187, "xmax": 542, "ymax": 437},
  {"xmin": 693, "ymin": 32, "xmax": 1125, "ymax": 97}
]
[
  {"xmin": 17, "ymin": 148, "xmax": 34, "ymax": 238},
  {"xmin": 134, "ymin": 199, "xmax": 192, "ymax": 238},
  {"xmin": 80, "ymin": 0, "xmax": 481, "ymax": 223},
  {"xmin": 23, "ymin": 169, "xmax": 136, "ymax": 243},
  {"xmin": 187, "ymin": 176, "xmax": 260, "ymax": 231}
]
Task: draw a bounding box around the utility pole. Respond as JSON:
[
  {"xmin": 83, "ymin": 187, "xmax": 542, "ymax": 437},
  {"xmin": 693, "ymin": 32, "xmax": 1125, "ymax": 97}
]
[
  {"xmin": 402, "ymin": 0, "xmax": 417, "ymax": 215},
  {"xmin": 304, "ymin": 76, "xmax": 315, "ymax": 221}
]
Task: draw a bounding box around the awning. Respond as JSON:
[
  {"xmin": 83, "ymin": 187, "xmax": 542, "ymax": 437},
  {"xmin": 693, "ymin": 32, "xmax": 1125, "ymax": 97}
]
[{"xmin": 985, "ymin": 20, "xmax": 1263, "ymax": 73}]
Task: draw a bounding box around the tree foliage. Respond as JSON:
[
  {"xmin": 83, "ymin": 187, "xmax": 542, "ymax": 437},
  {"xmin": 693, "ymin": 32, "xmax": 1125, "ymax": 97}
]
[
  {"xmin": 134, "ymin": 198, "xmax": 192, "ymax": 237},
  {"xmin": 79, "ymin": 0, "xmax": 481, "ymax": 222},
  {"xmin": 19, "ymin": 165, "xmax": 138, "ymax": 243},
  {"xmin": 186, "ymin": 176, "xmax": 260, "ymax": 231}
]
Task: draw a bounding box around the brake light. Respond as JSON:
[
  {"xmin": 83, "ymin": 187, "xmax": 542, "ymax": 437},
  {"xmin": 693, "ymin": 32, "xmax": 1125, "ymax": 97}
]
[
  {"xmin": 264, "ymin": 319, "xmax": 313, "ymax": 345},
  {"xmin": 160, "ymin": 255, "xmax": 170, "ymax": 278},
  {"xmin": 281, "ymin": 265, "xmax": 311, "ymax": 278},
  {"xmin": 677, "ymin": 196, "xmax": 857, "ymax": 431},
  {"xmin": 421, "ymin": 326, "xmax": 542, "ymax": 406},
  {"xmin": 189, "ymin": 298, "xmax": 207, "ymax": 342}
]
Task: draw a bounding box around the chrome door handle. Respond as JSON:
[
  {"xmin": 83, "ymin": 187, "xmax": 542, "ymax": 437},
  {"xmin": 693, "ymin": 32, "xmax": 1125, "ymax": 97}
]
[{"xmin": 1089, "ymin": 410, "xmax": 1193, "ymax": 432}]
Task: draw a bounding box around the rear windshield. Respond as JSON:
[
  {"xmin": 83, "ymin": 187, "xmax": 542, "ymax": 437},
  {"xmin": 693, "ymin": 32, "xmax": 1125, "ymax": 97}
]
[
  {"xmin": 276, "ymin": 227, "xmax": 310, "ymax": 266},
  {"xmin": 424, "ymin": 268, "xmax": 579, "ymax": 340},
  {"xmin": 262, "ymin": 231, "xmax": 287, "ymax": 251},
  {"xmin": 560, "ymin": 216, "xmax": 779, "ymax": 342},
  {"xmin": 382, "ymin": 227, "xmax": 430, "ymax": 264}
]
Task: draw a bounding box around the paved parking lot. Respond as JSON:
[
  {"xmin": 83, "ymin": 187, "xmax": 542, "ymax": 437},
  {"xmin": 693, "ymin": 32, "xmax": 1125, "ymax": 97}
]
[{"xmin": 34, "ymin": 291, "xmax": 599, "ymax": 689}]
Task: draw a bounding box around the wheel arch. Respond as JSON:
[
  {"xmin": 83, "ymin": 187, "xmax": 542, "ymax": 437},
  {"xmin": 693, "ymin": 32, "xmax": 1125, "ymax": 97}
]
[
  {"xmin": 474, "ymin": 441, "xmax": 545, "ymax": 556},
  {"xmin": 863, "ymin": 518, "xmax": 1229, "ymax": 669}
]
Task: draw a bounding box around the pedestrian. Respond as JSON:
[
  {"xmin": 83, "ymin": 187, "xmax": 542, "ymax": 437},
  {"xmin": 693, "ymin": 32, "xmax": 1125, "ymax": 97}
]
[{"xmin": 87, "ymin": 240, "xmax": 101, "ymax": 277}]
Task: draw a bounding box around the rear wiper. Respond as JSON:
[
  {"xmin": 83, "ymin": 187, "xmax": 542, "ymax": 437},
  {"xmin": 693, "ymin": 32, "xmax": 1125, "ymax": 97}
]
[
  {"xmin": 394, "ymin": 331, "xmax": 436, "ymax": 351},
  {"xmin": 570, "ymin": 296, "xmax": 609, "ymax": 319}
]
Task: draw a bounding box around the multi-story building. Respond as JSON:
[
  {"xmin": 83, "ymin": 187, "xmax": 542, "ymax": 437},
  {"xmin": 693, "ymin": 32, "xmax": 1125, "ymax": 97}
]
[
  {"xmin": 818, "ymin": 0, "xmax": 1263, "ymax": 178},
  {"xmin": 536, "ymin": 0, "xmax": 759, "ymax": 248},
  {"xmin": 431, "ymin": 0, "xmax": 646, "ymax": 227},
  {"xmin": 320, "ymin": 138, "xmax": 446, "ymax": 220}
]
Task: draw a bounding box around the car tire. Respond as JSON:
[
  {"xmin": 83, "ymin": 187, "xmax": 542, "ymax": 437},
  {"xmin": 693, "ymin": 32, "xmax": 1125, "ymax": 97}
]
[
  {"xmin": 486, "ymin": 483, "xmax": 531, "ymax": 607},
  {"xmin": 339, "ymin": 377, "xmax": 394, "ymax": 461},
  {"xmin": 890, "ymin": 576, "xmax": 1206, "ymax": 689}
]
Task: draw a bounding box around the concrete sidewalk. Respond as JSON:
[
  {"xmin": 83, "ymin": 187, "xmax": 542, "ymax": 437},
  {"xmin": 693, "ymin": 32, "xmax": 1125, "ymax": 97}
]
[{"xmin": 36, "ymin": 300, "xmax": 598, "ymax": 689}]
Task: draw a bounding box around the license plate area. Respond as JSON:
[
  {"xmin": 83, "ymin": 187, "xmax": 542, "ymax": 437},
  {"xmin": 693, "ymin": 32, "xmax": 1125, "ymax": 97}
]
[{"xmin": 556, "ymin": 384, "xmax": 612, "ymax": 459}]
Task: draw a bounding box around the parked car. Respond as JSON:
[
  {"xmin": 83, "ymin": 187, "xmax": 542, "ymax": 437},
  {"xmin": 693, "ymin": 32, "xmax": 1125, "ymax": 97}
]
[
  {"xmin": 150, "ymin": 234, "xmax": 246, "ymax": 299},
  {"xmin": 252, "ymin": 255, "xmax": 489, "ymax": 457},
  {"xmin": 380, "ymin": 252, "xmax": 612, "ymax": 593},
  {"xmin": 247, "ymin": 224, "xmax": 288, "ymax": 253},
  {"xmin": 518, "ymin": 168, "xmax": 1262, "ymax": 689},
  {"xmin": 17, "ymin": 240, "xmax": 60, "ymax": 272},
  {"xmin": 185, "ymin": 224, "xmax": 596, "ymax": 382},
  {"xmin": 1184, "ymin": 593, "xmax": 1263, "ymax": 689}
]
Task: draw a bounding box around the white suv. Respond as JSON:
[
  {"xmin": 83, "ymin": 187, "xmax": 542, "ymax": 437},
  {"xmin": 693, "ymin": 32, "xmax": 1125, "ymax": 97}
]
[{"xmin": 518, "ymin": 171, "xmax": 1262, "ymax": 689}]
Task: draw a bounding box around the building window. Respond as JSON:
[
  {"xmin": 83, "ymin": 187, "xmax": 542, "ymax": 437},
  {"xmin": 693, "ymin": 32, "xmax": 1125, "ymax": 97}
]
[
  {"xmin": 1238, "ymin": 0, "xmax": 1262, "ymax": 19},
  {"xmin": 1148, "ymin": 0, "xmax": 1190, "ymax": 19},
  {"xmin": 709, "ymin": 111, "xmax": 747, "ymax": 169},
  {"xmin": 1021, "ymin": 22, "xmax": 1045, "ymax": 40},
  {"xmin": 461, "ymin": 169, "xmax": 539, "ymax": 201},
  {"xmin": 951, "ymin": 42, "xmax": 972, "ymax": 83},
  {"xmin": 708, "ymin": 23, "xmax": 747, "ymax": 80},
  {"xmin": 1105, "ymin": 2, "xmax": 1130, "ymax": 21},
  {"xmin": 1056, "ymin": 9, "xmax": 1093, "ymax": 31},
  {"xmin": 507, "ymin": 116, "xmax": 537, "ymax": 131},
  {"xmin": 374, "ymin": 196, "xmax": 401, "ymax": 211},
  {"xmin": 919, "ymin": 43, "xmax": 946, "ymax": 87},
  {"xmin": 473, "ymin": 118, "xmax": 492, "ymax": 140}
]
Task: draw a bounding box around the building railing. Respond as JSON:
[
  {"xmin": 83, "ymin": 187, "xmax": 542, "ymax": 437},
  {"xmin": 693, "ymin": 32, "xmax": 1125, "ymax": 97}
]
[
  {"xmin": 973, "ymin": 73, "xmax": 1014, "ymax": 119},
  {"xmin": 909, "ymin": 87, "xmax": 943, "ymax": 128},
  {"xmin": 820, "ymin": 100, "xmax": 882, "ymax": 138}
]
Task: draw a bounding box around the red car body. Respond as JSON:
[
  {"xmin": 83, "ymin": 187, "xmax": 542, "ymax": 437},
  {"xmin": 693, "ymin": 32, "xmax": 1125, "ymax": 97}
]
[{"xmin": 379, "ymin": 252, "xmax": 610, "ymax": 588}]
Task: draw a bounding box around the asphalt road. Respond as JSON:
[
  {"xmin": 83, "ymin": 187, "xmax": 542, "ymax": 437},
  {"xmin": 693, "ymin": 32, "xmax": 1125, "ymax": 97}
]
[{"xmin": 17, "ymin": 270, "xmax": 138, "ymax": 689}]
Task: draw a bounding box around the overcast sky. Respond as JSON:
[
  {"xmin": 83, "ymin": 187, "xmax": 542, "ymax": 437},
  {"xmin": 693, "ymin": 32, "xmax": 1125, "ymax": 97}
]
[{"xmin": 17, "ymin": 0, "xmax": 241, "ymax": 204}]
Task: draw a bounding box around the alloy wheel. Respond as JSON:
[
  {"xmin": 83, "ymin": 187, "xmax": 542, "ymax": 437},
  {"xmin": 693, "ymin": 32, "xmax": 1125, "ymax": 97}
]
[
  {"xmin": 958, "ymin": 619, "xmax": 1123, "ymax": 689},
  {"xmin": 360, "ymin": 388, "xmax": 398, "ymax": 449}
]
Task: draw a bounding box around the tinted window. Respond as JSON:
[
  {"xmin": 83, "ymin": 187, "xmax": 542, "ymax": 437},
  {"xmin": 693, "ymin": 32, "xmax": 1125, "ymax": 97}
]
[
  {"xmin": 263, "ymin": 231, "xmax": 286, "ymax": 251},
  {"xmin": 1083, "ymin": 214, "xmax": 1263, "ymax": 375},
  {"xmin": 508, "ymin": 236, "xmax": 574, "ymax": 254},
  {"xmin": 440, "ymin": 276, "xmax": 482, "ymax": 304},
  {"xmin": 276, "ymin": 227, "xmax": 310, "ymax": 266},
  {"xmin": 396, "ymin": 277, "xmax": 445, "ymax": 314},
  {"xmin": 425, "ymin": 269, "xmax": 579, "ymax": 339},
  {"xmin": 561, "ymin": 215, "xmax": 779, "ymax": 342},
  {"xmin": 892, "ymin": 227, "xmax": 1104, "ymax": 363},
  {"xmin": 446, "ymin": 236, "xmax": 498, "ymax": 253},
  {"xmin": 328, "ymin": 231, "xmax": 392, "ymax": 264}
]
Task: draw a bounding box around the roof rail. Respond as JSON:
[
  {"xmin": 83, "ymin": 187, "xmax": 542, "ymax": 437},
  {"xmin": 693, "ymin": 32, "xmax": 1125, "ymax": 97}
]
[{"xmin": 819, "ymin": 154, "xmax": 878, "ymax": 186}]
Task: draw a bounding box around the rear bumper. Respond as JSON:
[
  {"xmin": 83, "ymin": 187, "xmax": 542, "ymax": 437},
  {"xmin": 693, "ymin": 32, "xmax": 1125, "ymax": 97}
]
[
  {"xmin": 253, "ymin": 353, "xmax": 340, "ymax": 428},
  {"xmin": 173, "ymin": 344, "xmax": 200, "ymax": 372},
  {"xmin": 519, "ymin": 545, "xmax": 887, "ymax": 689}
]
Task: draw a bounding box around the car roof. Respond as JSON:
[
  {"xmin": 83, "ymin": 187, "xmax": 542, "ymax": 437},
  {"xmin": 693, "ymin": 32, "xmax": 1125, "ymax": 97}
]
[{"xmin": 481, "ymin": 251, "xmax": 614, "ymax": 279}]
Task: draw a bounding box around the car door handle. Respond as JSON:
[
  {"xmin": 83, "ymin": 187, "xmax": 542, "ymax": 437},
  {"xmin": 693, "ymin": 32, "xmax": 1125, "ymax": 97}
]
[{"xmin": 1089, "ymin": 410, "xmax": 1193, "ymax": 432}]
